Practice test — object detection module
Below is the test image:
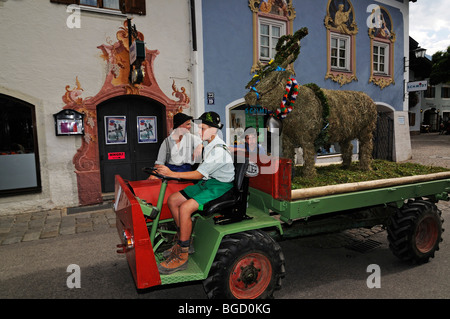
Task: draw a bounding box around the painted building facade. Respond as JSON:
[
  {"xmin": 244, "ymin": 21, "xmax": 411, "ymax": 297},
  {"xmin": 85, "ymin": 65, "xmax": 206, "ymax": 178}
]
[
  {"xmin": 0, "ymin": 0, "xmax": 415, "ymax": 215},
  {"xmin": 201, "ymin": 0, "xmax": 413, "ymax": 164},
  {"xmin": 0, "ymin": 0, "xmax": 194, "ymax": 214},
  {"xmin": 411, "ymin": 82, "xmax": 450, "ymax": 133}
]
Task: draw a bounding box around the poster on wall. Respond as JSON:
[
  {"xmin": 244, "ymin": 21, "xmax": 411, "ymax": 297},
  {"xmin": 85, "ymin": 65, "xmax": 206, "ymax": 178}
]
[
  {"xmin": 230, "ymin": 110, "xmax": 246, "ymax": 145},
  {"xmin": 105, "ymin": 116, "xmax": 127, "ymax": 144},
  {"xmin": 138, "ymin": 116, "xmax": 157, "ymax": 143},
  {"xmin": 56, "ymin": 119, "xmax": 84, "ymax": 135}
]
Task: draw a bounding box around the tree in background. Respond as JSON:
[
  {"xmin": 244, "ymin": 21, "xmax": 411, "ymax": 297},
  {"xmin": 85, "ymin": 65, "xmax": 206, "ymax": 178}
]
[{"xmin": 430, "ymin": 46, "xmax": 450, "ymax": 85}]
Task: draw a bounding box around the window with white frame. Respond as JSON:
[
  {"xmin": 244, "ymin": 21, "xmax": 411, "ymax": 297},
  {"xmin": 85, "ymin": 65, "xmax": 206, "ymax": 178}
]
[
  {"xmin": 330, "ymin": 33, "xmax": 350, "ymax": 71},
  {"xmin": 373, "ymin": 41, "xmax": 389, "ymax": 75},
  {"xmin": 259, "ymin": 18, "xmax": 286, "ymax": 62}
]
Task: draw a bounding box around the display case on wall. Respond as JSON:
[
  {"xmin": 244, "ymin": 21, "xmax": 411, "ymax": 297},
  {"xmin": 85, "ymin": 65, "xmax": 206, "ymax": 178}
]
[{"xmin": 53, "ymin": 109, "xmax": 85, "ymax": 136}]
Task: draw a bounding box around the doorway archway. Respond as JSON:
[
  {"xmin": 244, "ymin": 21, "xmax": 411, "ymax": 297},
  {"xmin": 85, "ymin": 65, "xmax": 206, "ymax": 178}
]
[
  {"xmin": 97, "ymin": 95, "xmax": 165, "ymax": 193},
  {"xmin": 59, "ymin": 21, "xmax": 190, "ymax": 205}
]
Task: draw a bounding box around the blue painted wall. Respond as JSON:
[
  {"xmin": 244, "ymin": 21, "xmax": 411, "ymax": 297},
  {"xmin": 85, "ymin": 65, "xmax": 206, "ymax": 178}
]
[
  {"xmin": 202, "ymin": 0, "xmax": 406, "ymax": 135},
  {"xmin": 202, "ymin": 0, "xmax": 253, "ymax": 124}
]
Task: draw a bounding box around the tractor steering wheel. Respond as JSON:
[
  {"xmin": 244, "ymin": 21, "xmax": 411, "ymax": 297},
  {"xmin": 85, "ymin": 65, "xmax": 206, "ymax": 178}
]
[{"xmin": 142, "ymin": 167, "xmax": 200, "ymax": 182}]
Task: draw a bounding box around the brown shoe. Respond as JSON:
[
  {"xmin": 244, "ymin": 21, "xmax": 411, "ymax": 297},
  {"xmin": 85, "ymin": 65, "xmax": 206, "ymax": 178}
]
[
  {"xmin": 162, "ymin": 238, "xmax": 195, "ymax": 259},
  {"xmin": 157, "ymin": 245, "xmax": 189, "ymax": 275}
]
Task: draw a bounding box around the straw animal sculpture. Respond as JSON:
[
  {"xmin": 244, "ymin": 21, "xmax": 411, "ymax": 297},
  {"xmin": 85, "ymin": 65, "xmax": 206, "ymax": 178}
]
[{"xmin": 245, "ymin": 28, "xmax": 377, "ymax": 178}]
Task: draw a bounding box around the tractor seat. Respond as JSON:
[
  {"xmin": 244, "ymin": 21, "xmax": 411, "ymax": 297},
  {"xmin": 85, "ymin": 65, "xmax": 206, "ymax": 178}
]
[{"xmin": 197, "ymin": 156, "xmax": 251, "ymax": 224}]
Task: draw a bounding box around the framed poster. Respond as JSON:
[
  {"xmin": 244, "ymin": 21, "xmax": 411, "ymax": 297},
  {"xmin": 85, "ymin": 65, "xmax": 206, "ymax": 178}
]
[
  {"xmin": 105, "ymin": 116, "xmax": 127, "ymax": 144},
  {"xmin": 138, "ymin": 116, "xmax": 157, "ymax": 143}
]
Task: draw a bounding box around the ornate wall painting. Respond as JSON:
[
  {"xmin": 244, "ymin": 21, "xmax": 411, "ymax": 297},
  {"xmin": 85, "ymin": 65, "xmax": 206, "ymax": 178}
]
[
  {"xmin": 324, "ymin": 0, "xmax": 358, "ymax": 36},
  {"xmin": 324, "ymin": 0, "xmax": 358, "ymax": 86},
  {"xmin": 63, "ymin": 76, "xmax": 84, "ymax": 105},
  {"xmin": 249, "ymin": 0, "xmax": 296, "ymax": 73},
  {"xmin": 60, "ymin": 20, "xmax": 191, "ymax": 205},
  {"xmin": 368, "ymin": 6, "xmax": 396, "ymax": 90},
  {"xmin": 259, "ymin": 0, "xmax": 290, "ymax": 16}
]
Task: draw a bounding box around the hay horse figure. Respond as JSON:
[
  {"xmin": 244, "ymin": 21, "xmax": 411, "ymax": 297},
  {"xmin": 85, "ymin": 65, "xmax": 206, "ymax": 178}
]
[{"xmin": 244, "ymin": 27, "xmax": 377, "ymax": 178}]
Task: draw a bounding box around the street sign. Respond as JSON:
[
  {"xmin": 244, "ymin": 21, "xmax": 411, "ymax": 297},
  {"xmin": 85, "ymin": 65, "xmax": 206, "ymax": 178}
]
[
  {"xmin": 407, "ymin": 80, "xmax": 428, "ymax": 92},
  {"xmin": 207, "ymin": 92, "xmax": 215, "ymax": 105}
]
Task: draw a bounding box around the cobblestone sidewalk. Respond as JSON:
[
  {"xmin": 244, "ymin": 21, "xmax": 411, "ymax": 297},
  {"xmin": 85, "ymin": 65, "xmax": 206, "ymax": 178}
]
[{"xmin": 0, "ymin": 208, "xmax": 116, "ymax": 245}]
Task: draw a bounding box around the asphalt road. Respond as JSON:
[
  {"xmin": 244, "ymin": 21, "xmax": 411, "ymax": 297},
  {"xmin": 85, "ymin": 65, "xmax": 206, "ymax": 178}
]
[
  {"xmin": 1, "ymin": 133, "xmax": 450, "ymax": 300},
  {"xmin": 1, "ymin": 202, "xmax": 449, "ymax": 300}
]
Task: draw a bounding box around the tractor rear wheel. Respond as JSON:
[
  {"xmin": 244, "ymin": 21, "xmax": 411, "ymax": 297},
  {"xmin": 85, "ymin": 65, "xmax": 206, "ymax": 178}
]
[
  {"xmin": 387, "ymin": 199, "xmax": 444, "ymax": 264},
  {"xmin": 203, "ymin": 229, "xmax": 285, "ymax": 299}
]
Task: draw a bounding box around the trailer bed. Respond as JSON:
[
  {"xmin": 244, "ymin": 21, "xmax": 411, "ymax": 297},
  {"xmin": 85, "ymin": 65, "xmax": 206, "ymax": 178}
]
[{"xmin": 248, "ymin": 157, "xmax": 450, "ymax": 224}]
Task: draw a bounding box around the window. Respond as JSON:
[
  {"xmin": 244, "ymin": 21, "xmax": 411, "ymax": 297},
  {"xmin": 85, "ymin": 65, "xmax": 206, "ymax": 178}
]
[
  {"xmin": 259, "ymin": 18, "xmax": 286, "ymax": 62},
  {"xmin": 368, "ymin": 5, "xmax": 395, "ymax": 89},
  {"xmin": 373, "ymin": 41, "xmax": 389, "ymax": 75},
  {"xmin": 80, "ymin": 0, "xmax": 120, "ymax": 10},
  {"xmin": 324, "ymin": 0, "xmax": 358, "ymax": 86},
  {"xmin": 443, "ymin": 112, "xmax": 450, "ymax": 122},
  {"xmin": 425, "ymin": 86, "xmax": 436, "ymax": 99},
  {"xmin": 330, "ymin": 33, "xmax": 350, "ymax": 71},
  {"xmin": 441, "ymin": 86, "xmax": 450, "ymax": 99},
  {"xmin": 50, "ymin": 0, "xmax": 146, "ymax": 15},
  {"xmin": 0, "ymin": 95, "xmax": 41, "ymax": 195},
  {"xmin": 249, "ymin": 0, "xmax": 296, "ymax": 73}
]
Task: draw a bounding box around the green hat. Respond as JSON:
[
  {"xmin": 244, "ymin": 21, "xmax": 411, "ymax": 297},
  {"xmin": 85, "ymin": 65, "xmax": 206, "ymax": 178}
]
[{"xmin": 197, "ymin": 112, "xmax": 223, "ymax": 129}]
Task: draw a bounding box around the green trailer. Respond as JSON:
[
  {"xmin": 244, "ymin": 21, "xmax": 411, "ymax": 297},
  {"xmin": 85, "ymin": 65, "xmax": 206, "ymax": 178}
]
[{"xmin": 114, "ymin": 155, "xmax": 450, "ymax": 298}]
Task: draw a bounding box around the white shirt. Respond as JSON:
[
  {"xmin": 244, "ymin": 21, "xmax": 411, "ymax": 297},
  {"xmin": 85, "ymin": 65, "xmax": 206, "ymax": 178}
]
[
  {"xmin": 197, "ymin": 135, "xmax": 235, "ymax": 183},
  {"xmin": 155, "ymin": 132, "xmax": 202, "ymax": 166}
]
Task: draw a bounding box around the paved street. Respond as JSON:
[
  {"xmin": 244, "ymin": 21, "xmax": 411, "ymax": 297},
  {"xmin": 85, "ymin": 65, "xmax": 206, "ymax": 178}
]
[
  {"xmin": 0, "ymin": 133, "xmax": 449, "ymax": 300},
  {"xmin": 404, "ymin": 133, "xmax": 450, "ymax": 169}
]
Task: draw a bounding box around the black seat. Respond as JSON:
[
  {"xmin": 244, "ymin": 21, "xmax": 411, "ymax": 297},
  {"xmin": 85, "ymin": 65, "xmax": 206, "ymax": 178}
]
[{"xmin": 198, "ymin": 155, "xmax": 251, "ymax": 224}]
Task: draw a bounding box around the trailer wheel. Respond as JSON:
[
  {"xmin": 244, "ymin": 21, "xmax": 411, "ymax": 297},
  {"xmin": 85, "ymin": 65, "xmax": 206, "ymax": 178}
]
[
  {"xmin": 203, "ymin": 230, "xmax": 285, "ymax": 299},
  {"xmin": 387, "ymin": 199, "xmax": 444, "ymax": 264}
]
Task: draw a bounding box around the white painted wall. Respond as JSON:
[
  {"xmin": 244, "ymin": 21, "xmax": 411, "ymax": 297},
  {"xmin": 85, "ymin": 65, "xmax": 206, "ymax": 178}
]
[{"xmin": 0, "ymin": 0, "xmax": 193, "ymax": 214}]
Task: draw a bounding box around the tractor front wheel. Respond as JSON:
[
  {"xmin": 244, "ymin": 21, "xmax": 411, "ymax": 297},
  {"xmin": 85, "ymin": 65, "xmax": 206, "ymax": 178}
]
[
  {"xmin": 387, "ymin": 199, "xmax": 444, "ymax": 264},
  {"xmin": 203, "ymin": 230, "xmax": 285, "ymax": 299}
]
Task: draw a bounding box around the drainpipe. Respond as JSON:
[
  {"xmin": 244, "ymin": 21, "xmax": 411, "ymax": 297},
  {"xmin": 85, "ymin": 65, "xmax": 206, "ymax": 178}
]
[{"xmin": 190, "ymin": 0, "xmax": 205, "ymax": 118}]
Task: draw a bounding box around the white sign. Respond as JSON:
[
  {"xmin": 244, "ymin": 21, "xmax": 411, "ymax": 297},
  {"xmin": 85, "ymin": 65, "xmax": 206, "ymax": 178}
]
[{"xmin": 407, "ymin": 80, "xmax": 428, "ymax": 92}]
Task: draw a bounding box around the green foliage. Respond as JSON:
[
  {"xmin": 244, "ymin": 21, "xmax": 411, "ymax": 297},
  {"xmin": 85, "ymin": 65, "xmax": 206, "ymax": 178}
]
[
  {"xmin": 430, "ymin": 46, "xmax": 450, "ymax": 85},
  {"xmin": 292, "ymin": 160, "xmax": 449, "ymax": 189}
]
